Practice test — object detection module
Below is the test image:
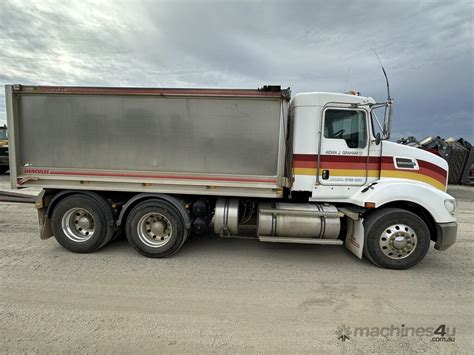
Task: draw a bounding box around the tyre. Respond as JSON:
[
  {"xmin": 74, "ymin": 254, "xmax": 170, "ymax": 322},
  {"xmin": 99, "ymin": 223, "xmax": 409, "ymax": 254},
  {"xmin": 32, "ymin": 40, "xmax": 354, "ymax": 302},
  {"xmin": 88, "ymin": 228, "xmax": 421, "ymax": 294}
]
[
  {"xmin": 447, "ymin": 141, "xmax": 468, "ymax": 184},
  {"xmin": 125, "ymin": 199, "xmax": 186, "ymax": 258},
  {"xmin": 363, "ymin": 208, "xmax": 430, "ymax": 269},
  {"xmin": 51, "ymin": 194, "xmax": 116, "ymax": 253}
]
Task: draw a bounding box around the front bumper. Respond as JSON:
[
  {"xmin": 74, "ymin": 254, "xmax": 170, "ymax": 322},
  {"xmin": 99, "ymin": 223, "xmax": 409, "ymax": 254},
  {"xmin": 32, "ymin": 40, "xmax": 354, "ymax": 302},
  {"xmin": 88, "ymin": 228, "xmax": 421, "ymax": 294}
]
[{"xmin": 434, "ymin": 222, "xmax": 457, "ymax": 251}]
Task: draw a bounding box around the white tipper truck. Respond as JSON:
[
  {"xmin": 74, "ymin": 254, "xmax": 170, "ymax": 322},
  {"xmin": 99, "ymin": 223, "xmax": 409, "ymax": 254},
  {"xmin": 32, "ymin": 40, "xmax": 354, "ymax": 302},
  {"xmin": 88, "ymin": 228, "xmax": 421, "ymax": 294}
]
[{"xmin": 4, "ymin": 84, "xmax": 457, "ymax": 269}]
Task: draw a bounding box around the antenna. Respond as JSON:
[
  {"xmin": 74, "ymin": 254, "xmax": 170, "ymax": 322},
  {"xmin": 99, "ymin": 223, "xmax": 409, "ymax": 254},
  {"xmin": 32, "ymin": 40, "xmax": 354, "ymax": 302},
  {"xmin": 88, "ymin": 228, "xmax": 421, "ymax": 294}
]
[
  {"xmin": 371, "ymin": 48, "xmax": 391, "ymax": 100},
  {"xmin": 344, "ymin": 67, "xmax": 351, "ymax": 92},
  {"xmin": 371, "ymin": 48, "xmax": 393, "ymax": 140}
]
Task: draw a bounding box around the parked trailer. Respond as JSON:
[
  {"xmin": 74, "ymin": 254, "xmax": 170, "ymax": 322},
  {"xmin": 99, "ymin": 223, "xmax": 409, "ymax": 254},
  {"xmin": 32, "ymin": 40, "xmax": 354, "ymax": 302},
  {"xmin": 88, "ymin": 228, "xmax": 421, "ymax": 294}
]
[
  {"xmin": 0, "ymin": 124, "xmax": 8, "ymax": 174},
  {"xmin": 5, "ymin": 84, "xmax": 458, "ymax": 269}
]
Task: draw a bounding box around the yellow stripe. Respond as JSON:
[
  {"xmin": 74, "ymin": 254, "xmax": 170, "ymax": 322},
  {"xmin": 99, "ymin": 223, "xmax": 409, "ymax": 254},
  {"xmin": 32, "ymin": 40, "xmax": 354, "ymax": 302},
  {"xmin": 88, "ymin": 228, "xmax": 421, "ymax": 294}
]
[
  {"xmin": 293, "ymin": 168, "xmax": 445, "ymax": 190},
  {"xmin": 293, "ymin": 168, "xmax": 379, "ymax": 177},
  {"xmin": 330, "ymin": 169, "xmax": 379, "ymax": 177},
  {"xmin": 293, "ymin": 168, "xmax": 317, "ymax": 175},
  {"xmin": 381, "ymin": 170, "xmax": 445, "ymax": 190}
]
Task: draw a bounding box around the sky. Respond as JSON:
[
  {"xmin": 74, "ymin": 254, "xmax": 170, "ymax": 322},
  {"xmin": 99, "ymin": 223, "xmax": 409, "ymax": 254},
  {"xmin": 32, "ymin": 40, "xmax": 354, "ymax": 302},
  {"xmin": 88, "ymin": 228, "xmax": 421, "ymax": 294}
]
[{"xmin": 1, "ymin": 0, "xmax": 473, "ymax": 141}]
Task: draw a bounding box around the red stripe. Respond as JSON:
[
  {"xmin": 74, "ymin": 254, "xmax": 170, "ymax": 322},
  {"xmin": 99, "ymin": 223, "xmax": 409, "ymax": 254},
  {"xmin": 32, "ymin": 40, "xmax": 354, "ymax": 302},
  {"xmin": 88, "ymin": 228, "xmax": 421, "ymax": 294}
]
[
  {"xmin": 294, "ymin": 154, "xmax": 445, "ymax": 177},
  {"xmin": 349, "ymin": 238, "xmax": 360, "ymax": 248},
  {"xmin": 293, "ymin": 154, "xmax": 381, "ymax": 164},
  {"xmin": 417, "ymin": 169, "xmax": 446, "ymax": 184},
  {"xmin": 49, "ymin": 170, "xmax": 276, "ymax": 184},
  {"xmin": 320, "ymin": 161, "xmax": 381, "ymax": 170},
  {"xmin": 381, "ymin": 159, "xmax": 447, "ymax": 180},
  {"xmin": 380, "ymin": 157, "xmax": 447, "ymax": 177},
  {"xmin": 31, "ymin": 86, "xmax": 283, "ymax": 98},
  {"xmin": 293, "ymin": 160, "xmax": 380, "ymax": 170},
  {"xmin": 418, "ymin": 160, "xmax": 448, "ymax": 178},
  {"xmin": 293, "ymin": 160, "xmax": 317, "ymax": 168},
  {"xmin": 321, "ymin": 155, "xmax": 380, "ymax": 164},
  {"xmin": 293, "ymin": 154, "xmax": 446, "ymax": 184},
  {"xmin": 381, "ymin": 163, "xmax": 446, "ymax": 184},
  {"xmin": 293, "ymin": 154, "xmax": 317, "ymax": 162}
]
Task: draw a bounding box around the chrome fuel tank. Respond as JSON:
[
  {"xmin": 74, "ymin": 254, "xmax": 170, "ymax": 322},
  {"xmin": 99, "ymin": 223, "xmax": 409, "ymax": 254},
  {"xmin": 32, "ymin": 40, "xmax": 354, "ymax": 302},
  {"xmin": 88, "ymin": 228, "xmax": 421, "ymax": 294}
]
[{"xmin": 257, "ymin": 203, "xmax": 340, "ymax": 239}]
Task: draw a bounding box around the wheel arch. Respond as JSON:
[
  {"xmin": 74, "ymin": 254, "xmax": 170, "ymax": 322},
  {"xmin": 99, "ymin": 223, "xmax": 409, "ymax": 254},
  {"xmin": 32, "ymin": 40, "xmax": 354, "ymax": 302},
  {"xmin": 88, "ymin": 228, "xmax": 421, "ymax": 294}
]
[
  {"xmin": 46, "ymin": 190, "xmax": 114, "ymax": 222},
  {"xmin": 365, "ymin": 200, "xmax": 437, "ymax": 243},
  {"xmin": 351, "ymin": 180, "xmax": 455, "ymax": 224}
]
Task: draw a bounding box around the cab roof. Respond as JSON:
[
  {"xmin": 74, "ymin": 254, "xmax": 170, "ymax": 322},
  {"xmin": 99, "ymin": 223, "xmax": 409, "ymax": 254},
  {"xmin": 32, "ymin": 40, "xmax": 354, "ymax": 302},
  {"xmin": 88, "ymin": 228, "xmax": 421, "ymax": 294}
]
[{"xmin": 290, "ymin": 92, "xmax": 376, "ymax": 107}]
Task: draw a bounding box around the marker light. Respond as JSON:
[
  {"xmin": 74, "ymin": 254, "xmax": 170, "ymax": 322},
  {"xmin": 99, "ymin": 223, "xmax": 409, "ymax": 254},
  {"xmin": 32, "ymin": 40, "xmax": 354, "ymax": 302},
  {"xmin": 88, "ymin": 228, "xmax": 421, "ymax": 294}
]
[
  {"xmin": 444, "ymin": 199, "xmax": 457, "ymax": 217},
  {"xmin": 346, "ymin": 90, "xmax": 360, "ymax": 96}
]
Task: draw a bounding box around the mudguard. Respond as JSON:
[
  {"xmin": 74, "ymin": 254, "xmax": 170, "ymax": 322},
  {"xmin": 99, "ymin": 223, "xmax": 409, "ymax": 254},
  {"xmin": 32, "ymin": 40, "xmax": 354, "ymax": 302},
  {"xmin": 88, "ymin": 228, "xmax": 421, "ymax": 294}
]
[
  {"xmin": 344, "ymin": 179, "xmax": 456, "ymax": 259},
  {"xmin": 350, "ymin": 179, "xmax": 456, "ymax": 223}
]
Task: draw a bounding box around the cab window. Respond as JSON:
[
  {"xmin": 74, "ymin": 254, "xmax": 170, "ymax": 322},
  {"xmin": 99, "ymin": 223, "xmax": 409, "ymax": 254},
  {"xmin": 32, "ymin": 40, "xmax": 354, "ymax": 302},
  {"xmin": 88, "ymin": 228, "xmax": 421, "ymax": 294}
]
[{"xmin": 323, "ymin": 109, "xmax": 367, "ymax": 148}]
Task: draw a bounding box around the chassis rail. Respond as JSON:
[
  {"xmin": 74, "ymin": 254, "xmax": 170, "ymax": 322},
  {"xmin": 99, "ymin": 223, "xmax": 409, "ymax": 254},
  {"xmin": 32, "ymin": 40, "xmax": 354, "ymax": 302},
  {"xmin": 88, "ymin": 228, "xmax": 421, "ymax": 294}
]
[{"xmin": 0, "ymin": 190, "xmax": 36, "ymax": 204}]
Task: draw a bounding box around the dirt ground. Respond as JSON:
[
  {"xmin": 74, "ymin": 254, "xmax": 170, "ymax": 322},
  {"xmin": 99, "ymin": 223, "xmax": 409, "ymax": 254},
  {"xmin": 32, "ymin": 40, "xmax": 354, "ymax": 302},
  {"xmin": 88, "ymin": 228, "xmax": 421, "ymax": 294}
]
[{"xmin": 0, "ymin": 173, "xmax": 473, "ymax": 353}]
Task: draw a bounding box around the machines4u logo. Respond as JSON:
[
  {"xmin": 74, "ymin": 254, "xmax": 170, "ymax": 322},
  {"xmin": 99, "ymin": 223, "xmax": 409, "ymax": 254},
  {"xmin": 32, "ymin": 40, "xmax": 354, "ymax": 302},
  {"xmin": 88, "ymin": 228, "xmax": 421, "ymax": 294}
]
[
  {"xmin": 336, "ymin": 324, "xmax": 455, "ymax": 342},
  {"xmin": 335, "ymin": 325, "xmax": 351, "ymax": 341}
]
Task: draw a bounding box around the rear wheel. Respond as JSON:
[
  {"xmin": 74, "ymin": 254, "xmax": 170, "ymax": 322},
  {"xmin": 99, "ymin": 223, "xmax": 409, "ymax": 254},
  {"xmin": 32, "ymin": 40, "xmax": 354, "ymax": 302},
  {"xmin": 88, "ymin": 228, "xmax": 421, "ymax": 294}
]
[
  {"xmin": 125, "ymin": 199, "xmax": 186, "ymax": 258},
  {"xmin": 51, "ymin": 194, "xmax": 115, "ymax": 253},
  {"xmin": 363, "ymin": 208, "xmax": 430, "ymax": 269}
]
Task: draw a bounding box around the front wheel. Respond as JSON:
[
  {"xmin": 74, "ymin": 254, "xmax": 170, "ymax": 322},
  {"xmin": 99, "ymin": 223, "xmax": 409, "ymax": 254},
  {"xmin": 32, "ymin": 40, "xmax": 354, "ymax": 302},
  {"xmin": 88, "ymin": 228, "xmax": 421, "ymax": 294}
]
[
  {"xmin": 125, "ymin": 200, "xmax": 186, "ymax": 258},
  {"xmin": 363, "ymin": 208, "xmax": 430, "ymax": 269}
]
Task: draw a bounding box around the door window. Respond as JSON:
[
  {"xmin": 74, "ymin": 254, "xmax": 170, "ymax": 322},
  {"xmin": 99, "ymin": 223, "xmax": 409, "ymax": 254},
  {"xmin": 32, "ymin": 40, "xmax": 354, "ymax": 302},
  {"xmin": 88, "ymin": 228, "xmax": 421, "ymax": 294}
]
[{"xmin": 324, "ymin": 109, "xmax": 367, "ymax": 148}]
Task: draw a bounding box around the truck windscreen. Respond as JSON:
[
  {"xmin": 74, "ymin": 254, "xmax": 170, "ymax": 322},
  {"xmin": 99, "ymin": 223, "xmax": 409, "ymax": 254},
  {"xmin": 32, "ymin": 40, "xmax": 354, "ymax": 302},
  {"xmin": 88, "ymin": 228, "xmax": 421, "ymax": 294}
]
[{"xmin": 0, "ymin": 129, "xmax": 7, "ymax": 140}]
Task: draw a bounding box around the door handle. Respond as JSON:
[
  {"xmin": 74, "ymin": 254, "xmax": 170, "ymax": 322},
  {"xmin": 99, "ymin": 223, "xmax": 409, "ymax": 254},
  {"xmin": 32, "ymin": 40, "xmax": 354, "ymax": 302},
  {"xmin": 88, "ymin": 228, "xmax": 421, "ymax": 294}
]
[{"xmin": 322, "ymin": 169, "xmax": 330, "ymax": 180}]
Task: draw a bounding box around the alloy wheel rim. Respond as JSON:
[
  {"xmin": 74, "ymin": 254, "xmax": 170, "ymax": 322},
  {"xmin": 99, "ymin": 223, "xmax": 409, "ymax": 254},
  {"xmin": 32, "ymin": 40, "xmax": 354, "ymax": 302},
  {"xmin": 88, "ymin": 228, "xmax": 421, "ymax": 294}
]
[
  {"xmin": 379, "ymin": 224, "xmax": 417, "ymax": 259},
  {"xmin": 61, "ymin": 208, "xmax": 96, "ymax": 242},
  {"xmin": 137, "ymin": 212, "xmax": 173, "ymax": 248}
]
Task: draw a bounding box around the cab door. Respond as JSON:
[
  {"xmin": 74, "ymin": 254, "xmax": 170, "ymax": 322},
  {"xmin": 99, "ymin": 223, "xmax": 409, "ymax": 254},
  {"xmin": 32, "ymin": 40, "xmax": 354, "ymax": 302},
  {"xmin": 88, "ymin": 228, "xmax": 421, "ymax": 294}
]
[{"xmin": 318, "ymin": 107, "xmax": 370, "ymax": 186}]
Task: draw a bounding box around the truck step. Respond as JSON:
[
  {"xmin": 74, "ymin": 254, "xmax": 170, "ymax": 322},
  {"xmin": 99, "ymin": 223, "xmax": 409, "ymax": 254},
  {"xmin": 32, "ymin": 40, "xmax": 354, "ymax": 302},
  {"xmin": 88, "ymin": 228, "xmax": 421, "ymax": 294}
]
[{"xmin": 258, "ymin": 236, "xmax": 343, "ymax": 245}]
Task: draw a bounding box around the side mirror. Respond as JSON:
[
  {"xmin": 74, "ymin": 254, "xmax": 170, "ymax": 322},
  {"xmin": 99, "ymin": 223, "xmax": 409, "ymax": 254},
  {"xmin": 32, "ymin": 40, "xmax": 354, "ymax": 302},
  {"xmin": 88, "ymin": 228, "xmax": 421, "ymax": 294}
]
[
  {"xmin": 382, "ymin": 100, "xmax": 393, "ymax": 139},
  {"xmin": 375, "ymin": 132, "xmax": 381, "ymax": 145}
]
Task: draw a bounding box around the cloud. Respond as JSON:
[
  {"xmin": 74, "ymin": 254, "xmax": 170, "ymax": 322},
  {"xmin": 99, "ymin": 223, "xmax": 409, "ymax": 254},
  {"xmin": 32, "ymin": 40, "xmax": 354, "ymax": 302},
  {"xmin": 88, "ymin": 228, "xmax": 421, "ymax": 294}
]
[{"xmin": 0, "ymin": 0, "xmax": 472, "ymax": 140}]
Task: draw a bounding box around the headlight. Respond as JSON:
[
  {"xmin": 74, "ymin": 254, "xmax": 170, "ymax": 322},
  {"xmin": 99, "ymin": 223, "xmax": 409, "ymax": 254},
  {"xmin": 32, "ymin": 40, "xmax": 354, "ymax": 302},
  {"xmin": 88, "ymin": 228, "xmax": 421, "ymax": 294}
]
[{"xmin": 444, "ymin": 199, "xmax": 457, "ymax": 217}]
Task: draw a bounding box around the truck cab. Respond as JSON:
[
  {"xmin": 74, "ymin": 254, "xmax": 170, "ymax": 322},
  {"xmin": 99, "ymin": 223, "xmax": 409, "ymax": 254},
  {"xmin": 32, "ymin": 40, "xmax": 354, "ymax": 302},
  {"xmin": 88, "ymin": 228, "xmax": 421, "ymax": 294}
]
[
  {"xmin": 0, "ymin": 124, "xmax": 8, "ymax": 174},
  {"xmin": 288, "ymin": 92, "xmax": 457, "ymax": 265},
  {"xmin": 290, "ymin": 92, "xmax": 449, "ymax": 195}
]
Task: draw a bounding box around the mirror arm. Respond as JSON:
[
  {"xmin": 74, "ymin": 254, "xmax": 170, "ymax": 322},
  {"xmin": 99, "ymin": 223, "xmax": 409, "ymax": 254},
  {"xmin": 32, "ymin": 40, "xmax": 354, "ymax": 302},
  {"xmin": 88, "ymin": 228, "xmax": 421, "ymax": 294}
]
[
  {"xmin": 374, "ymin": 132, "xmax": 381, "ymax": 145},
  {"xmin": 382, "ymin": 99, "xmax": 394, "ymax": 140}
]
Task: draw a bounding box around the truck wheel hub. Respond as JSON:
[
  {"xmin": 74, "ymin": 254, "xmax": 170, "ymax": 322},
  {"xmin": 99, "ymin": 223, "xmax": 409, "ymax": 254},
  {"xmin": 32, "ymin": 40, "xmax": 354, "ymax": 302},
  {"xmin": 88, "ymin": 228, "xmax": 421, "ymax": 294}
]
[
  {"xmin": 393, "ymin": 235, "xmax": 408, "ymax": 250},
  {"xmin": 379, "ymin": 224, "xmax": 417, "ymax": 259},
  {"xmin": 77, "ymin": 216, "xmax": 92, "ymax": 230},
  {"xmin": 151, "ymin": 221, "xmax": 165, "ymax": 235},
  {"xmin": 62, "ymin": 208, "xmax": 95, "ymax": 242},
  {"xmin": 137, "ymin": 212, "xmax": 173, "ymax": 248}
]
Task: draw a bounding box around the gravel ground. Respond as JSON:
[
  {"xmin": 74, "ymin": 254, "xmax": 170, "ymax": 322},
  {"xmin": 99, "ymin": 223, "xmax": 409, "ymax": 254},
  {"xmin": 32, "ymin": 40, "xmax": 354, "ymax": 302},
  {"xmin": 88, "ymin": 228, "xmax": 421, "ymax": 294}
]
[{"xmin": 0, "ymin": 173, "xmax": 473, "ymax": 353}]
